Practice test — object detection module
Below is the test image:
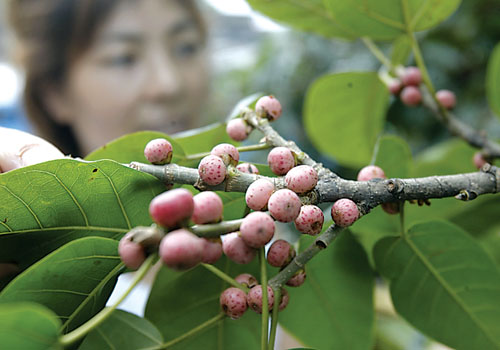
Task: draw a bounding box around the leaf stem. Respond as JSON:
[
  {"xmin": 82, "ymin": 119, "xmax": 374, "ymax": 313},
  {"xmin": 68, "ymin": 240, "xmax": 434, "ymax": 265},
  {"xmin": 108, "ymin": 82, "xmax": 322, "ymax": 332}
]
[
  {"xmin": 201, "ymin": 263, "xmax": 249, "ymax": 293},
  {"xmin": 185, "ymin": 143, "xmax": 270, "ymax": 161},
  {"xmin": 399, "ymin": 201, "xmax": 406, "ymax": 237},
  {"xmin": 59, "ymin": 254, "xmax": 156, "ymax": 347},
  {"xmin": 260, "ymin": 247, "xmax": 269, "ymax": 350},
  {"xmin": 268, "ymin": 287, "xmax": 281, "ymax": 350},
  {"xmin": 361, "ymin": 37, "xmax": 393, "ymax": 70}
]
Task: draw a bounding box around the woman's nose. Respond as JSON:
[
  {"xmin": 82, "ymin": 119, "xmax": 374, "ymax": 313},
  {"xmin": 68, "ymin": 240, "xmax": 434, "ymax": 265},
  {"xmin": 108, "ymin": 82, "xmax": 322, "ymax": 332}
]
[{"xmin": 143, "ymin": 51, "xmax": 182, "ymax": 101}]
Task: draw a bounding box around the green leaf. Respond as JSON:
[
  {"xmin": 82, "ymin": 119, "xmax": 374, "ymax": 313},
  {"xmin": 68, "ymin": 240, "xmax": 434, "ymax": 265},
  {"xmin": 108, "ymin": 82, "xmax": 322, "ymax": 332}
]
[
  {"xmin": 324, "ymin": 0, "xmax": 461, "ymax": 40},
  {"xmin": 0, "ymin": 159, "xmax": 164, "ymax": 279},
  {"xmin": 0, "ymin": 302, "xmax": 62, "ymax": 350},
  {"xmin": 374, "ymin": 220, "xmax": 500, "ymax": 350},
  {"xmin": 0, "ymin": 237, "xmax": 122, "ymax": 333},
  {"xmin": 304, "ymin": 72, "xmax": 389, "ymax": 167},
  {"xmin": 486, "ymin": 42, "xmax": 500, "ymax": 118},
  {"xmin": 173, "ymin": 123, "xmax": 233, "ymax": 157},
  {"xmin": 217, "ymin": 192, "xmax": 246, "ymax": 221},
  {"xmin": 145, "ymin": 256, "xmax": 262, "ymax": 349},
  {"xmin": 247, "ymin": 0, "xmax": 354, "ymax": 39},
  {"xmin": 391, "ymin": 35, "xmax": 412, "ymax": 66},
  {"xmin": 373, "ymin": 135, "xmax": 413, "ymax": 178},
  {"xmin": 79, "ymin": 310, "xmax": 163, "ymax": 350},
  {"xmin": 85, "ymin": 131, "xmax": 186, "ymax": 164},
  {"xmin": 479, "ymin": 226, "xmax": 500, "ymax": 267},
  {"xmin": 280, "ymin": 231, "xmax": 374, "ymax": 350}
]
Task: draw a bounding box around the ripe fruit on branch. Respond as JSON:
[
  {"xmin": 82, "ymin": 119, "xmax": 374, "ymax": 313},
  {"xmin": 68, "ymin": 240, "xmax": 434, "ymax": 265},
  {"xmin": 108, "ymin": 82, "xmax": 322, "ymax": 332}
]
[
  {"xmin": 278, "ymin": 288, "xmax": 290, "ymax": 311},
  {"xmin": 118, "ymin": 232, "xmax": 146, "ymax": 270},
  {"xmin": 285, "ymin": 165, "xmax": 318, "ymax": 194},
  {"xmin": 388, "ymin": 79, "xmax": 402, "ymax": 95},
  {"xmin": 144, "ymin": 138, "xmax": 173, "ymax": 165},
  {"xmin": 294, "ymin": 205, "xmax": 324, "ymax": 235},
  {"xmin": 220, "ymin": 287, "xmax": 248, "ymax": 319},
  {"xmin": 201, "ymin": 238, "xmax": 223, "ymax": 264},
  {"xmin": 435, "ymin": 89, "xmax": 457, "ymax": 110},
  {"xmin": 268, "ymin": 189, "xmax": 302, "ymax": 222},
  {"xmin": 198, "ymin": 155, "xmax": 227, "ymax": 185},
  {"xmin": 400, "ymin": 86, "xmax": 422, "ymax": 106},
  {"xmin": 267, "ymin": 239, "xmax": 296, "ymax": 267},
  {"xmin": 192, "ymin": 191, "xmax": 223, "ymax": 224},
  {"xmin": 255, "ymin": 95, "xmax": 282, "ymax": 121},
  {"xmin": 357, "ymin": 165, "xmax": 386, "ymax": 181},
  {"xmin": 159, "ymin": 229, "xmax": 204, "ymax": 270},
  {"xmin": 331, "ymin": 198, "xmax": 359, "ymax": 227},
  {"xmin": 245, "ymin": 179, "xmax": 275, "ymax": 211},
  {"xmin": 286, "ymin": 268, "xmax": 306, "ymax": 287},
  {"xmin": 473, "ymin": 152, "xmax": 489, "ymax": 169},
  {"xmin": 247, "ymin": 285, "xmax": 274, "ymax": 314},
  {"xmin": 240, "ymin": 212, "xmax": 275, "ymax": 248},
  {"xmin": 226, "ymin": 118, "xmax": 251, "ymax": 142},
  {"xmin": 236, "ymin": 162, "xmax": 259, "ymax": 174},
  {"xmin": 222, "ymin": 232, "xmax": 256, "ymax": 264},
  {"xmin": 400, "ymin": 66, "xmax": 422, "ymax": 86},
  {"xmin": 267, "ymin": 147, "xmax": 295, "ymax": 175},
  {"xmin": 149, "ymin": 188, "xmax": 194, "ymax": 228},
  {"xmin": 211, "ymin": 143, "xmax": 240, "ymax": 166},
  {"xmin": 235, "ymin": 273, "xmax": 258, "ymax": 289}
]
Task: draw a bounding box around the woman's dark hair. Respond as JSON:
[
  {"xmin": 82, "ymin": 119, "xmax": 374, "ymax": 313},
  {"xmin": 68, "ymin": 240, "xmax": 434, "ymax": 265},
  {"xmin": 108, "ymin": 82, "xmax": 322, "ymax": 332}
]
[{"xmin": 8, "ymin": 0, "xmax": 205, "ymax": 156}]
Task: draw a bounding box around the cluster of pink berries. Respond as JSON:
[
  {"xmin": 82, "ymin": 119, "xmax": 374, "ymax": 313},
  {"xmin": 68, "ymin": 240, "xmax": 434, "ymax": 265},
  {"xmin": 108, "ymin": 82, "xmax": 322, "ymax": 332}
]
[
  {"xmin": 220, "ymin": 273, "xmax": 289, "ymax": 319},
  {"xmin": 389, "ymin": 66, "xmax": 456, "ymax": 109}
]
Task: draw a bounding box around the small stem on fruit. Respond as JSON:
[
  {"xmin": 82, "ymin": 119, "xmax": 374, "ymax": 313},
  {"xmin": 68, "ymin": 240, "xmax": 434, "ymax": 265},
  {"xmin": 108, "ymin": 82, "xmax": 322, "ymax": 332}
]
[
  {"xmin": 268, "ymin": 287, "xmax": 281, "ymax": 350},
  {"xmin": 191, "ymin": 219, "xmax": 243, "ymax": 238},
  {"xmin": 201, "ymin": 263, "xmax": 250, "ymax": 293},
  {"xmin": 59, "ymin": 255, "xmax": 156, "ymax": 347},
  {"xmin": 260, "ymin": 247, "xmax": 269, "ymax": 350}
]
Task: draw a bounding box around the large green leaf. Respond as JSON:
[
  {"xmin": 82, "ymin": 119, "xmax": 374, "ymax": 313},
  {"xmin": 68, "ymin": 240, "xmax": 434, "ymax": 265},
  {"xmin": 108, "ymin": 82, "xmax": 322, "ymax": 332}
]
[
  {"xmin": 391, "ymin": 35, "xmax": 412, "ymax": 66},
  {"xmin": 373, "ymin": 135, "xmax": 413, "ymax": 178},
  {"xmin": 486, "ymin": 42, "xmax": 500, "ymax": 119},
  {"xmin": 145, "ymin": 256, "xmax": 262, "ymax": 349},
  {"xmin": 374, "ymin": 220, "xmax": 500, "ymax": 350},
  {"xmin": 0, "ymin": 159, "xmax": 164, "ymax": 279},
  {"xmin": 0, "ymin": 237, "xmax": 122, "ymax": 333},
  {"xmin": 247, "ymin": 0, "xmax": 354, "ymax": 39},
  {"xmin": 324, "ymin": 0, "xmax": 461, "ymax": 40},
  {"xmin": 279, "ymin": 231, "xmax": 374, "ymax": 350},
  {"xmin": 0, "ymin": 302, "xmax": 62, "ymax": 350},
  {"xmin": 174, "ymin": 123, "xmax": 233, "ymax": 156},
  {"xmin": 79, "ymin": 310, "xmax": 163, "ymax": 350},
  {"xmin": 304, "ymin": 72, "xmax": 389, "ymax": 167}
]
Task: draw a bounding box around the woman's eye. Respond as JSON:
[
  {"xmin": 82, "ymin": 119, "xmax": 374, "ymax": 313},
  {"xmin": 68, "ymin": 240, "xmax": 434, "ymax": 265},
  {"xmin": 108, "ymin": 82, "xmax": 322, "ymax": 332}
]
[
  {"xmin": 105, "ymin": 54, "xmax": 137, "ymax": 67},
  {"xmin": 174, "ymin": 42, "xmax": 199, "ymax": 58}
]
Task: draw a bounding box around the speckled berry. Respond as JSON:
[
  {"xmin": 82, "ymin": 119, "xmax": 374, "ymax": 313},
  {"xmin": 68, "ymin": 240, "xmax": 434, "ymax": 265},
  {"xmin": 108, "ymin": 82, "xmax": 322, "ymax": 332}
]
[
  {"xmin": 222, "ymin": 232, "xmax": 257, "ymax": 264},
  {"xmin": 294, "ymin": 205, "xmax": 324, "ymax": 235},
  {"xmin": 227, "ymin": 119, "xmax": 251, "ymax": 142},
  {"xmin": 400, "ymin": 86, "xmax": 422, "ymax": 106},
  {"xmin": 357, "ymin": 165, "xmax": 386, "ymax": 181},
  {"xmin": 267, "ymin": 147, "xmax": 295, "ymax": 175},
  {"xmin": 192, "ymin": 191, "xmax": 223, "ymax": 224},
  {"xmin": 144, "ymin": 138, "xmax": 173, "ymax": 165},
  {"xmin": 268, "ymin": 189, "xmax": 302, "ymax": 223},
  {"xmin": 331, "ymin": 199, "xmax": 359, "ymax": 227},
  {"xmin": 236, "ymin": 163, "xmax": 260, "ymax": 175},
  {"xmin": 285, "ymin": 165, "xmax": 318, "ymax": 194},
  {"xmin": 245, "ymin": 179, "xmax": 275, "ymax": 211},
  {"xmin": 255, "ymin": 95, "xmax": 282, "ymax": 121},
  {"xmin": 286, "ymin": 268, "xmax": 306, "ymax": 287},
  {"xmin": 198, "ymin": 155, "xmax": 227, "ymax": 185},
  {"xmin": 240, "ymin": 212, "xmax": 275, "ymax": 248},
  {"xmin": 220, "ymin": 287, "xmax": 248, "ymax": 319},
  {"xmin": 388, "ymin": 79, "xmax": 402, "ymax": 95},
  {"xmin": 381, "ymin": 202, "xmax": 400, "ymax": 215},
  {"xmin": 201, "ymin": 238, "xmax": 223, "ymax": 264},
  {"xmin": 149, "ymin": 188, "xmax": 194, "ymax": 228},
  {"xmin": 211, "ymin": 143, "xmax": 240, "ymax": 166},
  {"xmin": 118, "ymin": 232, "xmax": 146, "ymax": 270},
  {"xmin": 247, "ymin": 285, "xmax": 274, "ymax": 314},
  {"xmin": 235, "ymin": 273, "xmax": 258, "ymax": 289},
  {"xmin": 435, "ymin": 89, "xmax": 456, "ymax": 110},
  {"xmin": 159, "ymin": 229, "xmax": 204, "ymax": 270},
  {"xmin": 473, "ymin": 152, "xmax": 488, "ymax": 169},
  {"xmin": 267, "ymin": 239, "xmax": 296, "ymax": 267},
  {"xmin": 278, "ymin": 288, "xmax": 289, "ymax": 311},
  {"xmin": 400, "ymin": 66, "xmax": 422, "ymax": 86}
]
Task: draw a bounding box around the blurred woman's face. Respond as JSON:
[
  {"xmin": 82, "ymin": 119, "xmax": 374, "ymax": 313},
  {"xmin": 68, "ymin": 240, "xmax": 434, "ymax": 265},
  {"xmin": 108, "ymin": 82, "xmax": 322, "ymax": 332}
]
[{"xmin": 55, "ymin": 0, "xmax": 209, "ymax": 154}]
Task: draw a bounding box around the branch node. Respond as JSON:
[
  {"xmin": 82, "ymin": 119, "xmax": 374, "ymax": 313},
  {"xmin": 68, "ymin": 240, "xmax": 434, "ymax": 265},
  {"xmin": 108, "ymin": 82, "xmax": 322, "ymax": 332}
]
[
  {"xmin": 454, "ymin": 189, "xmax": 478, "ymax": 201},
  {"xmin": 387, "ymin": 179, "xmax": 403, "ymax": 195}
]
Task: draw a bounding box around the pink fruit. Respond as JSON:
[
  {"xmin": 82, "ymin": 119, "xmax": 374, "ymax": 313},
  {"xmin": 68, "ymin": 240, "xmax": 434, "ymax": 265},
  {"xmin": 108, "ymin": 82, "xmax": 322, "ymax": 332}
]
[
  {"xmin": 226, "ymin": 119, "xmax": 251, "ymax": 142},
  {"xmin": 235, "ymin": 273, "xmax": 258, "ymax": 289},
  {"xmin": 192, "ymin": 191, "xmax": 223, "ymax": 224},
  {"xmin": 149, "ymin": 188, "xmax": 194, "ymax": 228},
  {"xmin": 267, "ymin": 147, "xmax": 295, "ymax": 175},
  {"xmin": 331, "ymin": 199, "xmax": 359, "ymax": 227},
  {"xmin": 245, "ymin": 179, "xmax": 275, "ymax": 211},
  {"xmin": 247, "ymin": 285, "xmax": 274, "ymax": 314},
  {"xmin": 220, "ymin": 287, "xmax": 248, "ymax": 319},
  {"xmin": 201, "ymin": 238, "xmax": 223, "ymax": 264},
  {"xmin": 222, "ymin": 232, "xmax": 256, "ymax": 264},
  {"xmin": 159, "ymin": 229, "xmax": 204, "ymax": 270},
  {"xmin": 211, "ymin": 143, "xmax": 240, "ymax": 166},
  {"xmin": 381, "ymin": 202, "xmax": 400, "ymax": 215},
  {"xmin": 357, "ymin": 165, "xmax": 386, "ymax": 181},
  {"xmin": 285, "ymin": 165, "xmax": 318, "ymax": 194},
  {"xmin": 286, "ymin": 268, "xmax": 306, "ymax": 287},
  {"xmin": 400, "ymin": 86, "xmax": 422, "ymax": 106},
  {"xmin": 255, "ymin": 95, "xmax": 282, "ymax": 121},
  {"xmin": 435, "ymin": 89, "xmax": 456, "ymax": 110},
  {"xmin": 294, "ymin": 205, "xmax": 324, "ymax": 235},
  {"xmin": 278, "ymin": 288, "xmax": 289, "ymax": 311},
  {"xmin": 473, "ymin": 152, "xmax": 488, "ymax": 169},
  {"xmin": 388, "ymin": 79, "xmax": 402, "ymax": 95},
  {"xmin": 240, "ymin": 212, "xmax": 275, "ymax": 248},
  {"xmin": 401, "ymin": 66, "xmax": 422, "ymax": 86},
  {"xmin": 236, "ymin": 163, "xmax": 260, "ymax": 175},
  {"xmin": 198, "ymin": 155, "xmax": 227, "ymax": 185},
  {"xmin": 118, "ymin": 232, "xmax": 146, "ymax": 270},
  {"xmin": 268, "ymin": 189, "xmax": 302, "ymax": 223},
  {"xmin": 144, "ymin": 138, "xmax": 173, "ymax": 165},
  {"xmin": 267, "ymin": 239, "xmax": 296, "ymax": 267}
]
